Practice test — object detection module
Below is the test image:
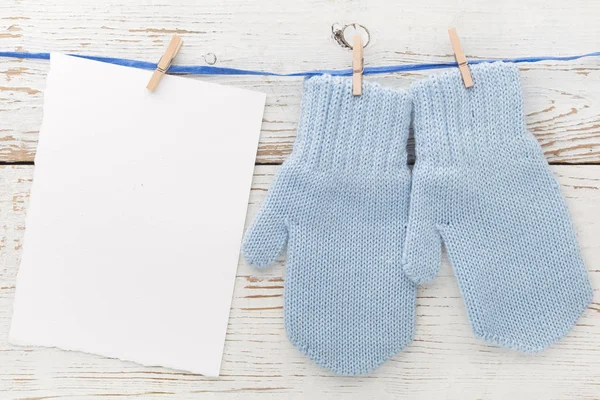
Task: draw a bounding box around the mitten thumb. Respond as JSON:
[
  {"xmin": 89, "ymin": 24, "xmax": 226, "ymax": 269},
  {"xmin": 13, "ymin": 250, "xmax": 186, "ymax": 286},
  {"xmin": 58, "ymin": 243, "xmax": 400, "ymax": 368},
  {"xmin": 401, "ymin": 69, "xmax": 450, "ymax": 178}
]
[
  {"xmin": 402, "ymin": 190, "xmax": 442, "ymax": 285},
  {"xmin": 242, "ymin": 171, "xmax": 290, "ymax": 269}
]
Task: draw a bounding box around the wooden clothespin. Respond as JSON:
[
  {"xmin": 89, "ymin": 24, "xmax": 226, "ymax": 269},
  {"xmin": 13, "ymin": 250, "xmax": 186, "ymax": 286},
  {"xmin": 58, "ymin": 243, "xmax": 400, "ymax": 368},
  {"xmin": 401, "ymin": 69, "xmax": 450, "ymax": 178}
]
[
  {"xmin": 352, "ymin": 33, "xmax": 363, "ymax": 96},
  {"xmin": 146, "ymin": 35, "xmax": 183, "ymax": 92},
  {"xmin": 448, "ymin": 28, "xmax": 473, "ymax": 88}
]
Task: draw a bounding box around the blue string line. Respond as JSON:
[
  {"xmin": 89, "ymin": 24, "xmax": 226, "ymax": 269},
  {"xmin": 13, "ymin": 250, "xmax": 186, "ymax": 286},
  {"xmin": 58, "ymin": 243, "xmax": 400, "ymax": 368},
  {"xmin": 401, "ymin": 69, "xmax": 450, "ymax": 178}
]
[{"xmin": 0, "ymin": 51, "xmax": 599, "ymax": 76}]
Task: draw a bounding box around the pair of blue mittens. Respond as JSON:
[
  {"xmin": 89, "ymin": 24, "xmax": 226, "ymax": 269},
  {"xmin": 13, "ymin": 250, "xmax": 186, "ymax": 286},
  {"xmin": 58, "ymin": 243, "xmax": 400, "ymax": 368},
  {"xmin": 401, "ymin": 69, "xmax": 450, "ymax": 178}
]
[{"xmin": 242, "ymin": 62, "xmax": 593, "ymax": 375}]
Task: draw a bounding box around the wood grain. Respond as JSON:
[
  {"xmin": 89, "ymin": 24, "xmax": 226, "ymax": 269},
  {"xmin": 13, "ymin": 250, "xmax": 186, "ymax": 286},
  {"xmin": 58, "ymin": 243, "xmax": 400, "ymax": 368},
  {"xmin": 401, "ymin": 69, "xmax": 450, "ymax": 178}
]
[
  {"xmin": 0, "ymin": 165, "xmax": 599, "ymax": 399},
  {"xmin": 0, "ymin": 0, "xmax": 599, "ymax": 164}
]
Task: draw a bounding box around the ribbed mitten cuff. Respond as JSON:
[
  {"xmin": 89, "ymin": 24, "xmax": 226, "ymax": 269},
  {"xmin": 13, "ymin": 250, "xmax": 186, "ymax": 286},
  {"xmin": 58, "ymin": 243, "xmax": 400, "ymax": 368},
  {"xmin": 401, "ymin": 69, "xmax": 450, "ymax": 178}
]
[
  {"xmin": 288, "ymin": 74, "xmax": 412, "ymax": 174},
  {"xmin": 411, "ymin": 62, "xmax": 531, "ymax": 165}
]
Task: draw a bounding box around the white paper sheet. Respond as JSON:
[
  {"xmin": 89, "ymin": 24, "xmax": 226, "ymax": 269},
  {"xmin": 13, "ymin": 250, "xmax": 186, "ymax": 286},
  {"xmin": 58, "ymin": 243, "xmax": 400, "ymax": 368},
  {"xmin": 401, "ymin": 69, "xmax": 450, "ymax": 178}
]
[{"xmin": 8, "ymin": 53, "xmax": 265, "ymax": 377}]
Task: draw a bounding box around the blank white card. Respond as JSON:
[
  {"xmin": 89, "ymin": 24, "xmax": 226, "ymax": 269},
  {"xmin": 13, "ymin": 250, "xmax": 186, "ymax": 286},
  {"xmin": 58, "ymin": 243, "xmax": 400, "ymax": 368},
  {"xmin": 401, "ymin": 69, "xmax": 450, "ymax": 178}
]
[{"xmin": 9, "ymin": 53, "xmax": 266, "ymax": 376}]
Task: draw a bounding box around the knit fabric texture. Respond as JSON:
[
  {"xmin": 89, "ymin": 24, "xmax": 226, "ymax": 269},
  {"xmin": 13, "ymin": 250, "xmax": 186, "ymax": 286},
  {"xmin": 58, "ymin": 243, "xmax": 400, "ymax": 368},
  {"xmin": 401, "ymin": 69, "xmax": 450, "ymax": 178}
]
[
  {"xmin": 405, "ymin": 61, "xmax": 593, "ymax": 352},
  {"xmin": 242, "ymin": 74, "xmax": 415, "ymax": 375}
]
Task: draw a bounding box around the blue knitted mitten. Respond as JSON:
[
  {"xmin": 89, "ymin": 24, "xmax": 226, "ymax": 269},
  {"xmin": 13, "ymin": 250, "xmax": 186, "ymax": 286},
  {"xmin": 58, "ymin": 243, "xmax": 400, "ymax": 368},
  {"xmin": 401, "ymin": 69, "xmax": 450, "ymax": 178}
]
[
  {"xmin": 243, "ymin": 75, "xmax": 415, "ymax": 375},
  {"xmin": 404, "ymin": 62, "xmax": 593, "ymax": 352}
]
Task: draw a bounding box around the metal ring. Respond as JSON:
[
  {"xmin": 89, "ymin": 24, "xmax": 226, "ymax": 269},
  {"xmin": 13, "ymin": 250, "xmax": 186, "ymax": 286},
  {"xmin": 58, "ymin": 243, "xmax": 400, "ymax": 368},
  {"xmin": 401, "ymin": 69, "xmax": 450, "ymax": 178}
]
[
  {"xmin": 203, "ymin": 52, "xmax": 217, "ymax": 65},
  {"xmin": 340, "ymin": 23, "xmax": 370, "ymax": 49}
]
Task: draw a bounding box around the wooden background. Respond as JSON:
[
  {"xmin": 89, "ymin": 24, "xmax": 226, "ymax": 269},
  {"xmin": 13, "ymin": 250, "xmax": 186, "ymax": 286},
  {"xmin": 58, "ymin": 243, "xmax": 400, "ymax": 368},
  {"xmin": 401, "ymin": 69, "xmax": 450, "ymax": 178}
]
[{"xmin": 1, "ymin": 0, "xmax": 599, "ymax": 399}]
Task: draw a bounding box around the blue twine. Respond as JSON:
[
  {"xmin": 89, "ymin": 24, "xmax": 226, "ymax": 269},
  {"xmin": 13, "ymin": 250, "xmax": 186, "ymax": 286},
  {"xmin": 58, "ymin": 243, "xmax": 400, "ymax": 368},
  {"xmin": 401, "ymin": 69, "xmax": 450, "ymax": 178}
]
[{"xmin": 0, "ymin": 51, "xmax": 599, "ymax": 76}]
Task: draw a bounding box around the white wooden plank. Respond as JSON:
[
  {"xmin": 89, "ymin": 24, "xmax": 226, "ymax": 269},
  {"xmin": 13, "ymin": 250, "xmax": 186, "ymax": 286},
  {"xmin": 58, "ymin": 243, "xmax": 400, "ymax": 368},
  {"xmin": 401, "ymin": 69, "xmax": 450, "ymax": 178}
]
[
  {"xmin": 0, "ymin": 164, "xmax": 599, "ymax": 399},
  {"xmin": 0, "ymin": 0, "xmax": 599, "ymax": 163}
]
